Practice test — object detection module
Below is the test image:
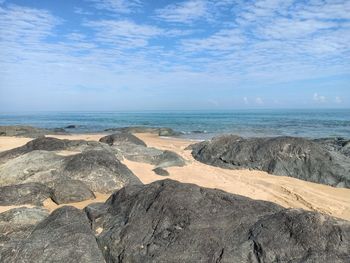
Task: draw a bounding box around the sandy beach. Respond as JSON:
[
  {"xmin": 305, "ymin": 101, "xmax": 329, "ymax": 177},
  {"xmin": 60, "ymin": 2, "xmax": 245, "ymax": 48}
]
[{"xmin": 0, "ymin": 133, "xmax": 349, "ymax": 221}]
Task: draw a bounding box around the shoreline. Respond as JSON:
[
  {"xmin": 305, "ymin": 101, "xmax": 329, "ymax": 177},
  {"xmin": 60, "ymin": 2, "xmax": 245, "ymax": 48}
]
[{"xmin": 0, "ymin": 132, "xmax": 349, "ymax": 221}]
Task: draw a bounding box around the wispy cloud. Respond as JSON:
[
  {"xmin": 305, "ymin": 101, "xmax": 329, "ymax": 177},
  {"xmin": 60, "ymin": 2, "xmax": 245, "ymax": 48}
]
[
  {"xmin": 86, "ymin": 0, "xmax": 142, "ymax": 14},
  {"xmin": 313, "ymin": 93, "xmax": 326, "ymax": 103},
  {"xmin": 155, "ymin": 0, "xmax": 209, "ymax": 23}
]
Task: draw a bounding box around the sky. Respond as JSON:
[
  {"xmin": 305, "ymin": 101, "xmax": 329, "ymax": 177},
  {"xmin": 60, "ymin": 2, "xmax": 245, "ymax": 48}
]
[{"xmin": 0, "ymin": 0, "xmax": 349, "ymax": 111}]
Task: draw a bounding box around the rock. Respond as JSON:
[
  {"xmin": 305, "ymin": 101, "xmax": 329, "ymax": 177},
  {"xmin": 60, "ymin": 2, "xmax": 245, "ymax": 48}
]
[
  {"xmin": 0, "ymin": 207, "xmax": 49, "ymax": 261},
  {"xmin": 0, "ymin": 125, "xmax": 67, "ymax": 138},
  {"xmin": 0, "ymin": 183, "xmax": 52, "ymax": 206},
  {"xmin": 315, "ymin": 137, "xmax": 350, "ymax": 157},
  {"xmin": 51, "ymin": 179, "xmax": 95, "ymax": 204},
  {"xmin": 65, "ymin": 125, "xmax": 77, "ymax": 129},
  {"xmin": 152, "ymin": 167, "xmax": 169, "ymax": 176},
  {"xmin": 99, "ymin": 133, "xmax": 147, "ymax": 147},
  {"xmin": 50, "ymin": 128, "xmax": 67, "ymax": 133},
  {"xmin": 63, "ymin": 149, "xmax": 142, "ymax": 193},
  {"xmin": 191, "ymin": 135, "xmax": 350, "ymax": 188},
  {"xmin": 92, "ymin": 180, "xmax": 350, "ymax": 262},
  {"xmin": 0, "ymin": 137, "xmax": 114, "ymax": 164},
  {"xmin": 153, "ymin": 150, "xmax": 186, "ymax": 168},
  {"xmin": 104, "ymin": 126, "xmax": 180, "ymax": 136},
  {"xmin": 0, "ymin": 151, "xmax": 64, "ymax": 186},
  {"xmin": 13, "ymin": 206, "xmax": 105, "ymax": 263}
]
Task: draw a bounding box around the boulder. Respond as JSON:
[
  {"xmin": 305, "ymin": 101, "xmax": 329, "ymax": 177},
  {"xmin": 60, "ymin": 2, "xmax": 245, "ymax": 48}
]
[
  {"xmin": 152, "ymin": 167, "xmax": 169, "ymax": 176},
  {"xmin": 0, "ymin": 151, "xmax": 64, "ymax": 186},
  {"xmin": 63, "ymin": 149, "xmax": 141, "ymax": 193},
  {"xmin": 92, "ymin": 180, "xmax": 350, "ymax": 262},
  {"xmin": 51, "ymin": 179, "xmax": 95, "ymax": 204},
  {"xmin": 153, "ymin": 150, "xmax": 186, "ymax": 168},
  {"xmin": 99, "ymin": 133, "xmax": 147, "ymax": 147},
  {"xmin": 0, "ymin": 125, "xmax": 66, "ymax": 138},
  {"xmin": 0, "ymin": 207, "xmax": 49, "ymax": 261},
  {"xmin": 0, "ymin": 183, "xmax": 52, "ymax": 206},
  {"xmin": 13, "ymin": 206, "xmax": 105, "ymax": 263},
  {"xmin": 191, "ymin": 135, "xmax": 350, "ymax": 188},
  {"xmin": 65, "ymin": 125, "xmax": 77, "ymax": 129}
]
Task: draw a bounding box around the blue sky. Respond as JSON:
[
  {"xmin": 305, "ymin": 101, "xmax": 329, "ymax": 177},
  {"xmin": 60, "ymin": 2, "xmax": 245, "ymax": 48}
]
[{"xmin": 0, "ymin": 0, "xmax": 349, "ymax": 111}]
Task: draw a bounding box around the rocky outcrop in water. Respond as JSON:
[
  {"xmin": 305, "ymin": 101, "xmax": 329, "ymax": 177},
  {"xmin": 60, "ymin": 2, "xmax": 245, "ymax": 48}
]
[
  {"xmin": 0, "ymin": 125, "xmax": 67, "ymax": 138},
  {"xmin": 104, "ymin": 126, "xmax": 181, "ymax": 136},
  {"xmin": 191, "ymin": 135, "xmax": 350, "ymax": 188}
]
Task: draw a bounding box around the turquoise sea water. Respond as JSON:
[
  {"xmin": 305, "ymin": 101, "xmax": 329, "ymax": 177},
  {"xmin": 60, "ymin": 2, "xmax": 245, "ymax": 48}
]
[{"xmin": 0, "ymin": 109, "xmax": 349, "ymax": 139}]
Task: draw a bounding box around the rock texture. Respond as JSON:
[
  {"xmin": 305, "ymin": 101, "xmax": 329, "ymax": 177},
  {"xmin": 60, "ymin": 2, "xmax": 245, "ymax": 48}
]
[
  {"xmin": 0, "ymin": 207, "xmax": 49, "ymax": 262},
  {"xmin": 63, "ymin": 149, "xmax": 141, "ymax": 193},
  {"xmin": 11, "ymin": 206, "xmax": 105, "ymax": 263},
  {"xmin": 191, "ymin": 135, "xmax": 350, "ymax": 188},
  {"xmin": 99, "ymin": 133, "xmax": 147, "ymax": 147},
  {"xmin": 51, "ymin": 179, "xmax": 95, "ymax": 204},
  {"xmin": 91, "ymin": 180, "xmax": 350, "ymax": 262},
  {"xmin": 0, "ymin": 125, "xmax": 67, "ymax": 138},
  {"xmin": 0, "ymin": 183, "xmax": 52, "ymax": 206},
  {"xmin": 152, "ymin": 167, "xmax": 169, "ymax": 176}
]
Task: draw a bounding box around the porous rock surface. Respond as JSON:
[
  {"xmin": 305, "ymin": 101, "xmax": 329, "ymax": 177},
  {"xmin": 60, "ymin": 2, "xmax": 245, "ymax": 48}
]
[{"xmin": 191, "ymin": 135, "xmax": 350, "ymax": 188}]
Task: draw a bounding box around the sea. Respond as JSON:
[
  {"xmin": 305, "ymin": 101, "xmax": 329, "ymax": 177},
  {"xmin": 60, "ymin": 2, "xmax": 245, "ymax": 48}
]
[{"xmin": 0, "ymin": 109, "xmax": 349, "ymax": 140}]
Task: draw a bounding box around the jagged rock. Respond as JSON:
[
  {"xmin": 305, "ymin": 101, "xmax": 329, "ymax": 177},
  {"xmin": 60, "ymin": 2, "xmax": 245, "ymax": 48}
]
[
  {"xmin": 92, "ymin": 180, "xmax": 350, "ymax": 262},
  {"xmin": 0, "ymin": 183, "xmax": 52, "ymax": 206},
  {"xmin": 315, "ymin": 137, "xmax": 350, "ymax": 157},
  {"xmin": 152, "ymin": 167, "xmax": 169, "ymax": 176},
  {"xmin": 0, "ymin": 207, "xmax": 49, "ymax": 261},
  {"xmin": 99, "ymin": 133, "xmax": 147, "ymax": 147},
  {"xmin": 0, "ymin": 125, "xmax": 66, "ymax": 138},
  {"xmin": 13, "ymin": 206, "xmax": 105, "ymax": 263},
  {"xmin": 63, "ymin": 149, "xmax": 141, "ymax": 193},
  {"xmin": 191, "ymin": 135, "xmax": 350, "ymax": 188},
  {"xmin": 51, "ymin": 179, "xmax": 95, "ymax": 204}
]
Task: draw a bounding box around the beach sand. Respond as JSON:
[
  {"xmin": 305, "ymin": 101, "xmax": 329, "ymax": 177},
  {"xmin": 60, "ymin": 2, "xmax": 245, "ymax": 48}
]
[{"xmin": 0, "ymin": 133, "xmax": 349, "ymax": 221}]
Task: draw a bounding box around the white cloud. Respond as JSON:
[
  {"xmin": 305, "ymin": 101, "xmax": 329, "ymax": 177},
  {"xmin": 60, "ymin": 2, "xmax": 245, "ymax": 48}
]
[
  {"xmin": 84, "ymin": 19, "xmax": 162, "ymax": 48},
  {"xmin": 86, "ymin": 0, "xmax": 142, "ymax": 14},
  {"xmin": 313, "ymin": 93, "xmax": 326, "ymax": 103},
  {"xmin": 243, "ymin": 97, "xmax": 249, "ymax": 104},
  {"xmin": 255, "ymin": 97, "xmax": 264, "ymax": 105},
  {"xmin": 335, "ymin": 96, "xmax": 342, "ymax": 104},
  {"xmin": 155, "ymin": 0, "xmax": 209, "ymax": 23}
]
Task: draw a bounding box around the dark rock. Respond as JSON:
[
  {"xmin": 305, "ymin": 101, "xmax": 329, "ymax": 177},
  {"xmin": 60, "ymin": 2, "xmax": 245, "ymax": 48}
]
[
  {"xmin": 0, "ymin": 207, "xmax": 49, "ymax": 261},
  {"xmin": 0, "ymin": 183, "xmax": 52, "ymax": 206},
  {"xmin": 93, "ymin": 179, "xmax": 350, "ymax": 262},
  {"xmin": 0, "ymin": 125, "xmax": 67, "ymax": 138},
  {"xmin": 104, "ymin": 126, "xmax": 180, "ymax": 136},
  {"xmin": 152, "ymin": 167, "xmax": 169, "ymax": 176},
  {"xmin": 314, "ymin": 137, "xmax": 350, "ymax": 157},
  {"xmin": 13, "ymin": 206, "xmax": 105, "ymax": 263},
  {"xmin": 191, "ymin": 135, "xmax": 350, "ymax": 188},
  {"xmin": 0, "ymin": 137, "xmax": 115, "ymax": 164},
  {"xmin": 51, "ymin": 179, "xmax": 95, "ymax": 204},
  {"xmin": 153, "ymin": 150, "xmax": 186, "ymax": 168},
  {"xmin": 99, "ymin": 133, "xmax": 147, "ymax": 147},
  {"xmin": 65, "ymin": 125, "xmax": 77, "ymax": 129},
  {"xmin": 50, "ymin": 128, "xmax": 67, "ymax": 133},
  {"xmin": 63, "ymin": 149, "xmax": 142, "ymax": 193}
]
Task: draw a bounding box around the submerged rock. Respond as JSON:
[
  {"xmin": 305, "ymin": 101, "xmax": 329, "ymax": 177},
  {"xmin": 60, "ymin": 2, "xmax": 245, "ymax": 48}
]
[
  {"xmin": 104, "ymin": 126, "xmax": 180, "ymax": 136},
  {"xmin": 92, "ymin": 179, "xmax": 350, "ymax": 262},
  {"xmin": 51, "ymin": 179, "xmax": 95, "ymax": 204},
  {"xmin": 191, "ymin": 135, "xmax": 350, "ymax": 188},
  {"xmin": 13, "ymin": 206, "xmax": 105, "ymax": 263},
  {"xmin": 0, "ymin": 183, "xmax": 52, "ymax": 206}
]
